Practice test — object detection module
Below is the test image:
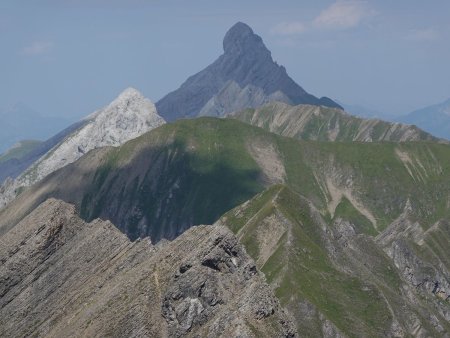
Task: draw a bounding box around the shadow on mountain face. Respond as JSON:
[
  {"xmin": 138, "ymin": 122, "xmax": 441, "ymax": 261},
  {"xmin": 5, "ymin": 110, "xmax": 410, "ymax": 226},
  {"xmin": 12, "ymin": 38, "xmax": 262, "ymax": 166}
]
[{"xmin": 78, "ymin": 139, "xmax": 263, "ymax": 242}]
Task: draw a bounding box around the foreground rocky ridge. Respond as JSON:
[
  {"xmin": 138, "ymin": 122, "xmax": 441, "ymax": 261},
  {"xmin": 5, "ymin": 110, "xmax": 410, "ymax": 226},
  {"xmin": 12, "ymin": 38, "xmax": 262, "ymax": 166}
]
[
  {"xmin": 231, "ymin": 101, "xmax": 443, "ymax": 142},
  {"xmin": 0, "ymin": 88, "xmax": 165, "ymax": 210},
  {"xmin": 0, "ymin": 198, "xmax": 295, "ymax": 337}
]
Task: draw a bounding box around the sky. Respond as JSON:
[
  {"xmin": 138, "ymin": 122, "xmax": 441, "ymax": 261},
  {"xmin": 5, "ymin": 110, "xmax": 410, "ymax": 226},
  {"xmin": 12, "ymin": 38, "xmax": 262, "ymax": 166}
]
[{"xmin": 1, "ymin": 0, "xmax": 450, "ymax": 121}]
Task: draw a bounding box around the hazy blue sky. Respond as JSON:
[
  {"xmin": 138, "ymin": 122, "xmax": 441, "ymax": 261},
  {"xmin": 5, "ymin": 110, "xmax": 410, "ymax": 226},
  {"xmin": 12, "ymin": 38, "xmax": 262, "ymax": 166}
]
[{"xmin": 1, "ymin": 0, "xmax": 450, "ymax": 120}]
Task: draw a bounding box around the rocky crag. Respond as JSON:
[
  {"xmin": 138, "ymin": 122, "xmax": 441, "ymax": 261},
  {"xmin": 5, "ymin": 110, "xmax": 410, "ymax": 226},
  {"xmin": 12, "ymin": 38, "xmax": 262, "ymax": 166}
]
[{"xmin": 0, "ymin": 198, "xmax": 295, "ymax": 337}]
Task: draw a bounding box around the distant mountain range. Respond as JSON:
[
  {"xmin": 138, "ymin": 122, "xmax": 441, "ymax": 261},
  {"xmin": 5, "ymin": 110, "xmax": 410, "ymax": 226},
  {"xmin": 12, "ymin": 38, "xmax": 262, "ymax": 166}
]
[
  {"xmin": 398, "ymin": 98, "xmax": 450, "ymax": 140},
  {"xmin": 0, "ymin": 103, "xmax": 69, "ymax": 154},
  {"xmin": 0, "ymin": 121, "xmax": 86, "ymax": 184},
  {"xmin": 0, "ymin": 140, "xmax": 42, "ymax": 164},
  {"xmin": 338, "ymin": 99, "xmax": 450, "ymax": 141},
  {"xmin": 156, "ymin": 22, "xmax": 341, "ymax": 121},
  {"xmin": 337, "ymin": 100, "xmax": 395, "ymax": 120}
]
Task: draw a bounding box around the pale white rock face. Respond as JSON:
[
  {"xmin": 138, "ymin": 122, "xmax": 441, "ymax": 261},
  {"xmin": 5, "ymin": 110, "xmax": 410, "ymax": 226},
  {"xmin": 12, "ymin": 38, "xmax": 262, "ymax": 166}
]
[{"xmin": 0, "ymin": 87, "xmax": 165, "ymax": 209}]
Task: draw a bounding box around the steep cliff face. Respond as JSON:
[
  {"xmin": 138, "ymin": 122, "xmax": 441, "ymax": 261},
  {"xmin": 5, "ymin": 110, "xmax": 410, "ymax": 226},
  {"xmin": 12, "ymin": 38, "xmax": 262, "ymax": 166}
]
[
  {"xmin": 156, "ymin": 22, "xmax": 340, "ymax": 121},
  {"xmin": 231, "ymin": 101, "xmax": 443, "ymax": 142},
  {"xmin": 0, "ymin": 88, "xmax": 165, "ymax": 210},
  {"xmin": 0, "ymin": 198, "xmax": 295, "ymax": 337}
]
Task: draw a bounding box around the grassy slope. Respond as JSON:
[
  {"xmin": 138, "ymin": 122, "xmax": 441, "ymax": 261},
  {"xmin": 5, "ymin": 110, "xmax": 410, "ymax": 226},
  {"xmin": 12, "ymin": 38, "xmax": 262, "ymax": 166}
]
[
  {"xmin": 77, "ymin": 118, "xmax": 269, "ymax": 241},
  {"xmin": 74, "ymin": 118, "xmax": 450, "ymax": 240},
  {"xmin": 2, "ymin": 117, "xmax": 450, "ymax": 238},
  {"xmin": 277, "ymin": 137, "xmax": 450, "ymax": 232},
  {"xmin": 76, "ymin": 118, "xmax": 450, "ymax": 336},
  {"xmin": 219, "ymin": 185, "xmax": 450, "ymax": 336}
]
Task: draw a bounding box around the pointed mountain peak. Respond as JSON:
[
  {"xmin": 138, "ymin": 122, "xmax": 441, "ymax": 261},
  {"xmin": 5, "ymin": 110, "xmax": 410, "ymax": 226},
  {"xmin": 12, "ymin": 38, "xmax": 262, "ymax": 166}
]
[
  {"xmin": 85, "ymin": 87, "xmax": 159, "ymax": 122},
  {"xmin": 114, "ymin": 87, "xmax": 145, "ymax": 102},
  {"xmin": 223, "ymin": 22, "xmax": 270, "ymax": 58},
  {"xmin": 156, "ymin": 22, "xmax": 341, "ymax": 121},
  {"xmin": 104, "ymin": 87, "xmax": 152, "ymax": 113}
]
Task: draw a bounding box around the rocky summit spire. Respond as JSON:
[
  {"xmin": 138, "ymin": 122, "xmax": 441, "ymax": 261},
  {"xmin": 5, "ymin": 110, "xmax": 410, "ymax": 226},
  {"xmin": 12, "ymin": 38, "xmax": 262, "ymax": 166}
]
[
  {"xmin": 156, "ymin": 22, "xmax": 341, "ymax": 121},
  {"xmin": 222, "ymin": 22, "xmax": 271, "ymax": 59}
]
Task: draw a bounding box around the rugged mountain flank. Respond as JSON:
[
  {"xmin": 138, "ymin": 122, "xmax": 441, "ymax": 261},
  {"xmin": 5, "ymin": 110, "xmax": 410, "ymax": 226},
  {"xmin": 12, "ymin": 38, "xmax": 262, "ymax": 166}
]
[
  {"xmin": 0, "ymin": 198, "xmax": 295, "ymax": 337},
  {"xmin": 218, "ymin": 186, "xmax": 450, "ymax": 337},
  {"xmin": 0, "ymin": 117, "xmax": 449, "ymax": 335},
  {"xmin": 0, "ymin": 88, "xmax": 165, "ymax": 210},
  {"xmin": 231, "ymin": 101, "xmax": 443, "ymax": 142},
  {"xmin": 156, "ymin": 22, "xmax": 340, "ymax": 121}
]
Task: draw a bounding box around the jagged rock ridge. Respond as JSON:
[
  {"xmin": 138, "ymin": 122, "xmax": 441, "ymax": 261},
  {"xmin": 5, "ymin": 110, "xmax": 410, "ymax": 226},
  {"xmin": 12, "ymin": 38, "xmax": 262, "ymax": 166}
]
[
  {"xmin": 0, "ymin": 87, "xmax": 165, "ymax": 210},
  {"xmin": 0, "ymin": 198, "xmax": 296, "ymax": 337},
  {"xmin": 156, "ymin": 22, "xmax": 341, "ymax": 121}
]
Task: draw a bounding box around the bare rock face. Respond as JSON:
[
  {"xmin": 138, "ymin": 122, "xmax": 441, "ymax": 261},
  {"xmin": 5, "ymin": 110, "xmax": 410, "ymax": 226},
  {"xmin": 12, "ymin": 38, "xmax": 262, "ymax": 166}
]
[
  {"xmin": 0, "ymin": 88, "xmax": 165, "ymax": 210},
  {"xmin": 156, "ymin": 22, "xmax": 340, "ymax": 121},
  {"xmin": 0, "ymin": 198, "xmax": 295, "ymax": 337}
]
